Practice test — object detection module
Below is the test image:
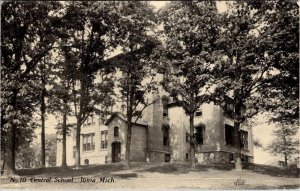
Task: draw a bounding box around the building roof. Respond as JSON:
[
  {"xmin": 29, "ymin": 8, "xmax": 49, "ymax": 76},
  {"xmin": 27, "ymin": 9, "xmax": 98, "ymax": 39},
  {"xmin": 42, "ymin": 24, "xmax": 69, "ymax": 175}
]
[{"xmin": 104, "ymin": 113, "xmax": 148, "ymax": 127}]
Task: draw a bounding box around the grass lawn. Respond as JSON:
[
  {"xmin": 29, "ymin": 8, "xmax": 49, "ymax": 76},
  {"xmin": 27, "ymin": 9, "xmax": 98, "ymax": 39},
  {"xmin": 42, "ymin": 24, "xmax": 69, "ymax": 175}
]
[{"xmin": 0, "ymin": 163, "xmax": 299, "ymax": 189}]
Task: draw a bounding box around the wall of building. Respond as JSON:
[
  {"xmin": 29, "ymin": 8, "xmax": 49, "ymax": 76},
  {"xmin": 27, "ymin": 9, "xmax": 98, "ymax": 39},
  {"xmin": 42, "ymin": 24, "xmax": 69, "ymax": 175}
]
[
  {"xmin": 106, "ymin": 117, "xmax": 126, "ymax": 163},
  {"xmin": 195, "ymin": 102, "xmax": 223, "ymax": 153},
  {"xmin": 106, "ymin": 116, "xmax": 147, "ymax": 163},
  {"xmin": 167, "ymin": 101, "xmax": 254, "ymax": 164},
  {"xmin": 80, "ymin": 124, "xmax": 108, "ymax": 165},
  {"xmin": 142, "ymin": 91, "xmax": 171, "ymax": 162},
  {"xmin": 168, "ymin": 106, "xmax": 190, "ymax": 162},
  {"xmin": 130, "ymin": 125, "xmax": 147, "ymax": 161},
  {"xmin": 56, "ymin": 93, "xmax": 254, "ymax": 166}
]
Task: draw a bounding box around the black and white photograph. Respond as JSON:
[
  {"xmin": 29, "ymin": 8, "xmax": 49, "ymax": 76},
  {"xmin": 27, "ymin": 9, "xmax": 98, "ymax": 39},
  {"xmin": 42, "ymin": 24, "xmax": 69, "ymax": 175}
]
[{"xmin": 0, "ymin": 1, "xmax": 299, "ymax": 190}]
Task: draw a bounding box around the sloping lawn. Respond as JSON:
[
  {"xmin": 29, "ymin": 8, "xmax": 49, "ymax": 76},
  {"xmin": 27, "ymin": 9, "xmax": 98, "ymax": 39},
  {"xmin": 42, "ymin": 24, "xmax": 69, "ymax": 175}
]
[{"xmin": 0, "ymin": 163, "xmax": 299, "ymax": 189}]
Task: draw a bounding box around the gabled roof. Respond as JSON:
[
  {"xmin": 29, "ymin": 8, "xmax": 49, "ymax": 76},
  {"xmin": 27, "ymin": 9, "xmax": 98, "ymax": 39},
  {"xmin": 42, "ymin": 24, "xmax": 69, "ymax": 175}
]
[{"xmin": 104, "ymin": 113, "xmax": 148, "ymax": 127}]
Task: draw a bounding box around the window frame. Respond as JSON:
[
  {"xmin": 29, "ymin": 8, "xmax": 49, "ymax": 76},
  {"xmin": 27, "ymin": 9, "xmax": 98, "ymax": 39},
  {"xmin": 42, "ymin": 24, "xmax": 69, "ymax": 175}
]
[
  {"xmin": 101, "ymin": 130, "xmax": 108, "ymax": 150},
  {"xmin": 195, "ymin": 109, "xmax": 203, "ymax": 117},
  {"xmin": 114, "ymin": 126, "xmax": 119, "ymax": 137},
  {"xmin": 240, "ymin": 130, "xmax": 249, "ymax": 150},
  {"xmin": 195, "ymin": 125, "xmax": 205, "ymax": 145},
  {"xmin": 225, "ymin": 124, "xmax": 235, "ymax": 146},
  {"xmin": 82, "ymin": 133, "xmax": 95, "ymax": 151},
  {"xmin": 162, "ymin": 126, "xmax": 170, "ymax": 146}
]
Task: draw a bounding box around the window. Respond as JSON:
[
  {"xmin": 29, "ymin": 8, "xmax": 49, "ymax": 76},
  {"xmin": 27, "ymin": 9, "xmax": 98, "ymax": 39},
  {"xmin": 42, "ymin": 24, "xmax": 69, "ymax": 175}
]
[
  {"xmin": 82, "ymin": 133, "xmax": 95, "ymax": 151},
  {"xmin": 195, "ymin": 125, "xmax": 205, "ymax": 145},
  {"xmin": 162, "ymin": 100, "xmax": 168, "ymax": 117},
  {"xmin": 162, "ymin": 126, "xmax": 169, "ymax": 146},
  {"xmin": 114, "ymin": 127, "xmax": 119, "ymax": 137},
  {"xmin": 84, "ymin": 159, "xmax": 89, "ymax": 165},
  {"xmin": 241, "ymin": 154, "xmax": 249, "ymax": 162},
  {"xmin": 165, "ymin": 154, "xmax": 170, "ymax": 162},
  {"xmin": 240, "ymin": 130, "xmax": 249, "ymax": 150},
  {"xmin": 101, "ymin": 130, "xmax": 108, "ymax": 149},
  {"xmin": 225, "ymin": 124, "xmax": 235, "ymax": 145},
  {"xmin": 186, "ymin": 153, "xmax": 189, "ymax": 160},
  {"xmin": 195, "ymin": 109, "xmax": 202, "ymax": 117}
]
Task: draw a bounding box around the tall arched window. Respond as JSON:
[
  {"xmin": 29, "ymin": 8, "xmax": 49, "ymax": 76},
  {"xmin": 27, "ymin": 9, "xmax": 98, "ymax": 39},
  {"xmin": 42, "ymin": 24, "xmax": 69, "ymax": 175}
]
[
  {"xmin": 114, "ymin": 126, "xmax": 119, "ymax": 137},
  {"xmin": 84, "ymin": 159, "xmax": 89, "ymax": 165}
]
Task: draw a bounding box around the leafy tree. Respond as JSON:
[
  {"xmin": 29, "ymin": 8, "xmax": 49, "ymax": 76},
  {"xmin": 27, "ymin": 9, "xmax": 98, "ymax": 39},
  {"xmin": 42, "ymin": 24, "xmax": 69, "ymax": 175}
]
[
  {"xmin": 256, "ymin": 1, "xmax": 299, "ymax": 125},
  {"xmin": 1, "ymin": 1, "xmax": 64, "ymax": 175},
  {"xmin": 159, "ymin": 1, "xmax": 220, "ymax": 168},
  {"xmin": 61, "ymin": 2, "xmax": 121, "ymax": 167},
  {"xmin": 31, "ymin": 55, "xmax": 54, "ymax": 168},
  {"xmin": 47, "ymin": 46, "xmax": 76, "ymax": 168},
  {"xmin": 45, "ymin": 134, "xmax": 57, "ymax": 167},
  {"xmin": 210, "ymin": 1, "xmax": 289, "ymax": 170},
  {"xmin": 15, "ymin": 134, "xmax": 57, "ymax": 168},
  {"xmin": 266, "ymin": 122, "xmax": 299, "ymax": 167},
  {"xmin": 115, "ymin": 1, "xmax": 159, "ymax": 169},
  {"xmin": 15, "ymin": 143, "xmax": 36, "ymax": 169}
]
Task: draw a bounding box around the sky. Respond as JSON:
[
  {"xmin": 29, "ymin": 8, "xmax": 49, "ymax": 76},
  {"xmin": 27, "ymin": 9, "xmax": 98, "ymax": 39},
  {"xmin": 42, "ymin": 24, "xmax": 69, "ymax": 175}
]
[{"xmin": 33, "ymin": 1, "xmax": 289, "ymax": 166}]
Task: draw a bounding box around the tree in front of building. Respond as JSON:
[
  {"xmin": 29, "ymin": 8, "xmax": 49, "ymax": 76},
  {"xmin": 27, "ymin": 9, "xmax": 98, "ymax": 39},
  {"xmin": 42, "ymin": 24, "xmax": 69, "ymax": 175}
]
[
  {"xmin": 61, "ymin": 1, "xmax": 123, "ymax": 167},
  {"xmin": 159, "ymin": 1, "xmax": 221, "ymax": 168},
  {"xmin": 115, "ymin": 1, "xmax": 159, "ymax": 169},
  {"xmin": 266, "ymin": 122, "xmax": 299, "ymax": 167},
  {"xmin": 210, "ymin": 1, "xmax": 298, "ymax": 170}
]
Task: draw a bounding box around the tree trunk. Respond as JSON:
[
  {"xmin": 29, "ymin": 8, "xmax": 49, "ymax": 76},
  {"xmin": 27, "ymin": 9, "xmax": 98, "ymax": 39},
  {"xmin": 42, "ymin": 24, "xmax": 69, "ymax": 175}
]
[
  {"xmin": 75, "ymin": 121, "xmax": 81, "ymax": 168},
  {"xmin": 125, "ymin": 120, "xmax": 132, "ymax": 169},
  {"xmin": 234, "ymin": 99, "xmax": 242, "ymax": 171},
  {"xmin": 234, "ymin": 121, "xmax": 242, "ymax": 171},
  {"xmin": 190, "ymin": 114, "xmax": 196, "ymax": 168},
  {"xmin": 3, "ymin": 90, "xmax": 18, "ymax": 176},
  {"xmin": 61, "ymin": 103, "xmax": 67, "ymax": 168},
  {"xmin": 125, "ymin": 65, "xmax": 134, "ymax": 169},
  {"xmin": 40, "ymin": 90, "xmax": 46, "ymax": 168},
  {"xmin": 40, "ymin": 61, "xmax": 46, "ymax": 168},
  {"xmin": 4, "ymin": 125, "xmax": 16, "ymax": 176},
  {"xmin": 284, "ymin": 154, "xmax": 288, "ymax": 167}
]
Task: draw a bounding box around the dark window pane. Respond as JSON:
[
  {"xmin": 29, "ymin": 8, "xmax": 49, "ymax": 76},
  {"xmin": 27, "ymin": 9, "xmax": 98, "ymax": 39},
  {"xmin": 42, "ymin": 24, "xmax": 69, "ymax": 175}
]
[
  {"xmin": 225, "ymin": 124, "xmax": 235, "ymax": 145},
  {"xmin": 195, "ymin": 110, "xmax": 202, "ymax": 117},
  {"xmin": 163, "ymin": 127, "xmax": 169, "ymax": 146},
  {"xmin": 195, "ymin": 125, "xmax": 205, "ymax": 145},
  {"xmin": 114, "ymin": 127, "xmax": 119, "ymax": 137}
]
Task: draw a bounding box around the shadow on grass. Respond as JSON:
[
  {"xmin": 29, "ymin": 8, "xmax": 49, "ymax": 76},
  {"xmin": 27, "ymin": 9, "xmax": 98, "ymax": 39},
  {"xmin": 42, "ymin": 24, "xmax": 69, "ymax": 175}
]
[
  {"xmin": 197, "ymin": 163, "xmax": 235, "ymax": 171},
  {"xmin": 247, "ymin": 184, "xmax": 300, "ymax": 190},
  {"xmin": 14, "ymin": 162, "xmax": 299, "ymax": 178},
  {"xmin": 16, "ymin": 164, "xmax": 125, "ymax": 177},
  {"xmin": 111, "ymin": 173, "xmax": 138, "ymax": 179},
  {"xmin": 136, "ymin": 163, "xmax": 191, "ymax": 174},
  {"xmin": 136, "ymin": 163, "xmax": 235, "ymax": 174},
  {"xmin": 244, "ymin": 163, "xmax": 300, "ymax": 178}
]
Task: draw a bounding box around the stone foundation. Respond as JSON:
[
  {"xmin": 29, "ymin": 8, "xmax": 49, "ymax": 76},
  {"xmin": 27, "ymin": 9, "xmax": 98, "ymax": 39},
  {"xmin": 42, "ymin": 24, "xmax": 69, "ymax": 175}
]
[
  {"xmin": 196, "ymin": 151, "xmax": 230, "ymax": 164},
  {"xmin": 148, "ymin": 151, "xmax": 170, "ymax": 162},
  {"xmin": 195, "ymin": 151, "xmax": 253, "ymax": 164}
]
